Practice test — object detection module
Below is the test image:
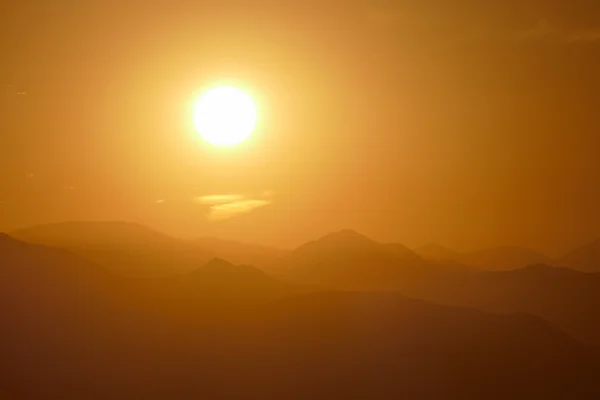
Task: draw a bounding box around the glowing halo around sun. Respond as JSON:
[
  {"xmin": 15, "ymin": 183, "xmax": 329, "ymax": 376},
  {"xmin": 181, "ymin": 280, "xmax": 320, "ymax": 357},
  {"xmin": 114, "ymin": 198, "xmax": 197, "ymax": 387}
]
[{"xmin": 192, "ymin": 86, "xmax": 258, "ymax": 147}]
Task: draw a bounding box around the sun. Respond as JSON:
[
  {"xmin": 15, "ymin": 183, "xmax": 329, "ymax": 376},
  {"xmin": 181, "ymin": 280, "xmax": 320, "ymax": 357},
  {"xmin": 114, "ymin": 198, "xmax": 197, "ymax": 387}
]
[{"xmin": 192, "ymin": 86, "xmax": 258, "ymax": 147}]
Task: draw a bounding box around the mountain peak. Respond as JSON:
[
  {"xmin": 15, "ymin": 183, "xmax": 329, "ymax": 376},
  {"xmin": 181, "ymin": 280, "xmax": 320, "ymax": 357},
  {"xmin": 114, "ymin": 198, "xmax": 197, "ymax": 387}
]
[
  {"xmin": 382, "ymin": 242, "xmax": 423, "ymax": 261},
  {"xmin": 291, "ymin": 229, "xmax": 380, "ymax": 257},
  {"xmin": 204, "ymin": 257, "xmax": 237, "ymax": 270},
  {"xmin": 316, "ymin": 229, "xmax": 374, "ymax": 245}
]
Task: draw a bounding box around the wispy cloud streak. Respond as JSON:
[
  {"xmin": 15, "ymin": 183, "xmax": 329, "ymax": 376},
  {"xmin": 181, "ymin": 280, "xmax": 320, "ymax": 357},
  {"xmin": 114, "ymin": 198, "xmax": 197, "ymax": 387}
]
[
  {"xmin": 195, "ymin": 194, "xmax": 245, "ymax": 205},
  {"xmin": 207, "ymin": 199, "xmax": 270, "ymax": 221},
  {"xmin": 194, "ymin": 191, "xmax": 273, "ymax": 221}
]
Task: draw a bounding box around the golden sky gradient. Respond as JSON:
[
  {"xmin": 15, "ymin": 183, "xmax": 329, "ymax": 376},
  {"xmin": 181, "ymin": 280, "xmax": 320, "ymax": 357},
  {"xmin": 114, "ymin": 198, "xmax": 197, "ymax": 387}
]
[{"xmin": 2, "ymin": 1, "xmax": 600, "ymax": 253}]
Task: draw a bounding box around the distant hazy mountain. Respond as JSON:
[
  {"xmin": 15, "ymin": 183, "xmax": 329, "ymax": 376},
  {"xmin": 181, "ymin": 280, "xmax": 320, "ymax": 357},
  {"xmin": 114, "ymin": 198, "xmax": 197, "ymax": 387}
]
[
  {"xmin": 191, "ymin": 257, "xmax": 267, "ymax": 280},
  {"xmin": 11, "ymin": 221, "xmax": 214, "ymax": 277},
  {"xmin": 279, "ymin": 229, "xmax": 404, "ymax": 282},
  {"xmin": 69, "ymin": 246, "xmax": 213, "ymax": 278},
  {"xmin": 123, "ymin": 258, "xmax": 313, "ymax": 306},
  {"xmin": 415, "ymin": 243, "xmax": 461, "ymax": 261},
  {"xmin": 11, "ymin": 221, "xmax": 184, "ymax": 250},
  {"xmin": 195, "ymin": 237, "xmax": 287, "ymax": 269},
  {"xmin": 457, "ymin": 245, "xmax": 551, "ymax": 270},
  {"xmin": 278, "ymin": 230, "xmax": 438, "ymax": 289},
  {"xmin": 182, "ymin": 258, "xmax": 290, "ymax": 298},
  {"xmin": 380, "ymin": 242, "xmax": 423, "ymax": 262},
  {"xmin": 417, "ymin": 243, "xmax": 551, "ymax": 270},
  {"xmin": 559, "ymin": 239, "xmax": 600, "ymax": 272}
]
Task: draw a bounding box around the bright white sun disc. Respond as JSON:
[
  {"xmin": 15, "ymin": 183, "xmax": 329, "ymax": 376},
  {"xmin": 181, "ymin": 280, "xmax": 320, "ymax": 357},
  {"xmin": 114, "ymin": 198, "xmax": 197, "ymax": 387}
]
[{"xmin": 193, "ymin": 86, "xmax": 258, "ymax": 147}]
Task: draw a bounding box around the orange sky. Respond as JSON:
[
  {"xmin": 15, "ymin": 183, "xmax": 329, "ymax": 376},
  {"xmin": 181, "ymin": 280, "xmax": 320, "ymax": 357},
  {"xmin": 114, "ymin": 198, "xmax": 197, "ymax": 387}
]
[{"xmin": 2, "ymin": 1, "xmax": 600, "ymax": 254}]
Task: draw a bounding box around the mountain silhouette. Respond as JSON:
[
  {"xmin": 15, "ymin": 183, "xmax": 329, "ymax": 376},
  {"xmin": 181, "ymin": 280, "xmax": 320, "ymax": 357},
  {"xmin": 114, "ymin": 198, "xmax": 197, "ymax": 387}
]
[
  {"xmin": 458, "ymin": 245, "xmax": 551, "ymax": 270},
  {"xmin": 0, "ymin": 232, "xmax": 118, "ymax": 319},
  {"xmin": 455, "ymin": 264, "xmax": 600, "ymax": 346},
  {"xmin": 381, "ymin": 242, "xmax": 423, "ymax": 262},
  {"xmin": 187, "ymin": 258, "xmax": 269, "ymax": 287},
  {"xmin": 124, "ymin": 258, "xmax": 310, "ymax": 306},
  {"xmin": 383, "ymin": 262, "xmax": 600, "ymax": 346},
  {"xmin": 415, "ymin": 242, "xmax": 461, "ymax": 261},
  {"xmin": 0, "ymin": 233, "xmax": 126, "ymax": 399},
  {"xmin": 0, "ymin": 232, "xmax": 112, "ymax": 292},
  {"xmin": 5, "ymin": 225, "xmax": 600, "ymax": 398},
  {"xmin": 11, "ymin": 221, "xmax": 185, "ymax": 250},
  {"xmin": 178, "ymin": 258, "xmax": 299, "ymax": 300},
  {"xmin": 417, "ymin": 243, "xmax": 551, "ymax": 270},
  {"xmin": 195, "ymin": 237, "xmax": 287, "ymax": 268},
  {"xmin": 249, "ymin": 291, "xmax": 600, "ymax": 399},
  {"xmin": 11, "ymin": 221, "xmax": 213, "ymax": 277},
  {"xmin": 277, "ymin": 230, "xmax": 475, "ymax": 293},
  {"xmin": 272, "ymin": 231, "xmax": 600, "ymax": 346},
  {"xmin": 278, "ymin": 229, "xmax": 431, "ymax": 288},
  {"xmin": 559, "ymin": 239, "xmax": 600, "ymax": 272}
]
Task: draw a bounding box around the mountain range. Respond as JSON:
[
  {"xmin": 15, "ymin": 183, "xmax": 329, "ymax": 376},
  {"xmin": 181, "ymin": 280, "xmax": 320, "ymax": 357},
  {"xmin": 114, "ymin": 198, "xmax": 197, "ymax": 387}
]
[
  {"xmin": 416, "ymin": 243, "xmax": 551, "ymax": 270},
  {"xmin": 4, "ymin": 221, "xmax": 600, "ymax": 398},
  {"xmin": 417, "ymin": 241, "xmax": 600, "ymax": 273},
  {"xmin": 12, "ymin": 221, "xmax": 600, "ymax": 272}
]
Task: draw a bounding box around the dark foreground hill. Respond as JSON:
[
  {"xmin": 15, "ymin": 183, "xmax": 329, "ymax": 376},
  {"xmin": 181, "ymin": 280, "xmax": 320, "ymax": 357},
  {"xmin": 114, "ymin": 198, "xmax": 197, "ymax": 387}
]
[
  {"xmin": 0, "ymin": 233, "xmax": 123, "ymax": 399},
  {"xmin": 247, "ymin": 292, "xmax": 600, "ymax": 399},
  {"xmin": 435, "ymin": 264, "xmax": 600, "ymax": 346}
]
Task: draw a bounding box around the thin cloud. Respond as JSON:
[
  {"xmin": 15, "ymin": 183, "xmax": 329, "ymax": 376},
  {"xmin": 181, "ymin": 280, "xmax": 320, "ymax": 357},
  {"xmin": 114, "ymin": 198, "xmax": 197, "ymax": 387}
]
[
  {"xmin": 195, "ymin": 194, "xmax": 245, "ymax": 205},
  {"xmin": 195, "ymin": 191, "xmax": 273, "ymax": 221},
  {"xmin": 155, "ymin": 199, "xmax": 166, "ymax": 204},
  {"xmin": 208, "ymin": 199, "xmax": 271, "ymax": 221}
]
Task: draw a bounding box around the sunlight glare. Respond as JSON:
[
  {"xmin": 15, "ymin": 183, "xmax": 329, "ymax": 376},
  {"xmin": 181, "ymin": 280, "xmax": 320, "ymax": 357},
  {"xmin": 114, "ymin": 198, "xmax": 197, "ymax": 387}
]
[{"xmin": 192, "ymin": 86, "xmax": 258, "ymax": 147}]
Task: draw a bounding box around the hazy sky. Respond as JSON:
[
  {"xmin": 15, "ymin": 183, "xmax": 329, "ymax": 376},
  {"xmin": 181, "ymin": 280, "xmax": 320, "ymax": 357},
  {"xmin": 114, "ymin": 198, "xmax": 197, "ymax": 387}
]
[{"xmin": 2, "ymin": 1, "xmax": 600, "ymax": 253}]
